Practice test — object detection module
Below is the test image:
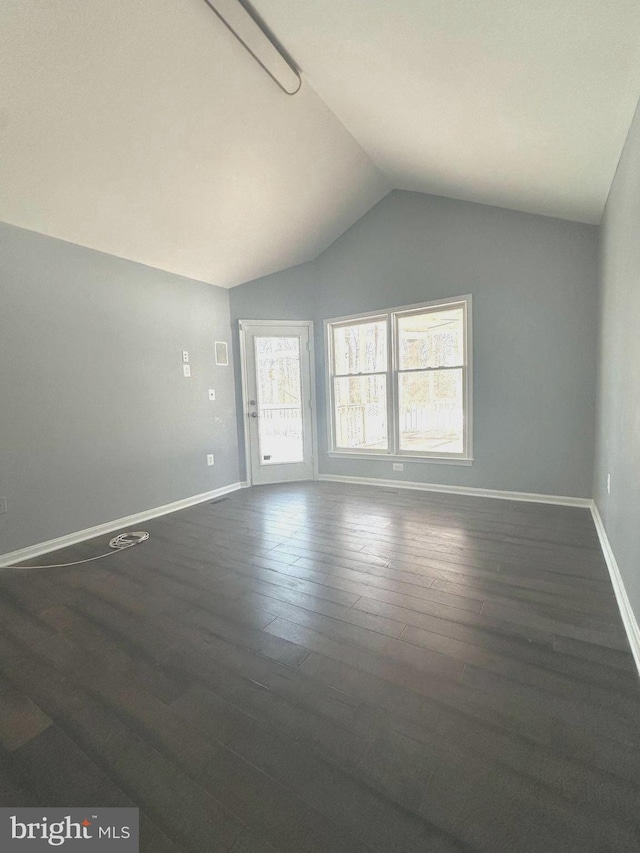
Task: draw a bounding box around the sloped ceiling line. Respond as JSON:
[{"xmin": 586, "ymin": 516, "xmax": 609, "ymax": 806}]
[
  {"xmin": 0, "ymin": 0, "xmax": 388, "ymax": 288},
  {"xmin": 1, "ymin": 0, "xmax": 640, "ymax": 288}
]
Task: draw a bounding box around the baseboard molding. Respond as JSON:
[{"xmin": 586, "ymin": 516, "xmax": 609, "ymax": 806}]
[
  {"xmin": 0, "ymin": 481, "xmax": 248, "ymax": 568},
  {"xmin": 317, "ymin": 474, "xmax": 592, "ymax": 508},
  {"xmin": 591, "ymin": 503, "xmax": 640, "ymax": 677}
]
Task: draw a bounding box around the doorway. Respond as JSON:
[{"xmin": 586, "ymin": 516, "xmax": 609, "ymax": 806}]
[{"xmin": 239, "ymin": 320, "xmax": 316, "ymax": 485}]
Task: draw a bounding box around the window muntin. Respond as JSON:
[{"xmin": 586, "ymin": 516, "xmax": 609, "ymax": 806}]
[{"xmin": 327, "ymin": 297, "xmax": 471, "ymax": 460}]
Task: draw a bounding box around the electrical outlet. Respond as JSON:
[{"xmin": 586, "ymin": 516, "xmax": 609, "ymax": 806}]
[
  {"xmin": 208, "ymin": 389, "xmax": 216, "ymax": 401},
  {"xmin": 183, "ymin": 364, "xmax": 191, "ymax": 377},
  {"xmin": 607, "ymin": 473, "xmax": 611, "ymax": 494},
  {"xmin": 393, "ymin": 463, "xmax": 404, "ymax": 472},
  {"xmin": 182, "ymin": 350, "xmax": 189, "ymax": 363},
  {"xmin": 0, "ymin": 498, "xmax": 7, "ymax": 515},
  {"xmin": 207, "ymin": 454, "xmax": 215, "ymax": 466}
]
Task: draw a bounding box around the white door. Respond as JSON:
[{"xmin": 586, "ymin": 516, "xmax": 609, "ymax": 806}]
[{"xmin": 240, "ymin": 321, "xmax": 315, "ymax": 485}]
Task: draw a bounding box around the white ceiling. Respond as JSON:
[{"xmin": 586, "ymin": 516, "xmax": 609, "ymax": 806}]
[
  {"xmin": 252, "ymin": 0, "xmax": 640, "ymax": 225},
  {"xmin": 1, "ymin": 1, "xmax": 640, "ymax": 288},
  {"xmin": 0, "ymin": 0, "xmax": 388, "ymax": 288}
]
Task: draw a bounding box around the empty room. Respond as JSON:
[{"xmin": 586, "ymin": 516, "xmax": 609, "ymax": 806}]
[{"xmin": 1, "ymin": 1, "xmax": 640, "ymax": 851}]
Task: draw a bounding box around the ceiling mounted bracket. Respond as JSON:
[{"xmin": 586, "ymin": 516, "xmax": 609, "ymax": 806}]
[{"xmin": 202, "ymin": 0, "xmax": 302, "ymax": 95}]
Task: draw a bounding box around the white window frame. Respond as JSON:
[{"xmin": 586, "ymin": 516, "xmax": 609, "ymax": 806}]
[{"xmin": 325, "ymin": 295, "xmax": 473, "ymax": 465}]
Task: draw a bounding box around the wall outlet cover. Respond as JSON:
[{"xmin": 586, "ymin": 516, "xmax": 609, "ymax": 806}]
[
  {"xmin": 392, "ymin": 463, "xmax": 404, "ymax": 471},
  {"xmin": 183, "ymin": 364, "xmax": 191, "ymax": 377},
  {"xmin": 207, "ymin": 454, "xmax": 215, "ymax": 466},
  {"xmin": 182, "ymin": 350, "xmax": 189, "ymax": 363}
]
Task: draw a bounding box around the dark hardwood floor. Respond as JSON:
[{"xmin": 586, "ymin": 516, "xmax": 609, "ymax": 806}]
[{"xmin": 1, "ymin": 481, "xmax": 639, "ymax": 852}]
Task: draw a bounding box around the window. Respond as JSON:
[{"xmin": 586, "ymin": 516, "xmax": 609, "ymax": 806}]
[{"xmin": 326, "ymin": 296, "xmax": 472, "ymax": 462}]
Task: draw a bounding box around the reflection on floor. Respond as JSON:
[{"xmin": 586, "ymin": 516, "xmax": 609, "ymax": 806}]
[{"xmin": 1, "ymin": 481, "xmax": 639, "ymax": 852}]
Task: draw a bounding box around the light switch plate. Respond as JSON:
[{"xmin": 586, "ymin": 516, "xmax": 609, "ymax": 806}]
[
  {"xmin": 208, "ymin": 389, "xmax": 216, "ymax": 401},
  {"xmin": 207, "ymin": 454, "xmax": 215, "ymax": 466},
  {"xmin": 182, "ymin": 350, "xmax": 189, "ymax": 363}
]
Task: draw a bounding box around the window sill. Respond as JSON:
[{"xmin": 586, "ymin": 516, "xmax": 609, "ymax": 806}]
[{"xmin": 327, "ymin": 451, "xmax": 473, "ymax": 466}]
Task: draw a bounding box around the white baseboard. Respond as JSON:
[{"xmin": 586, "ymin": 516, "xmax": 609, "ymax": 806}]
[
  {"xmin": 591, "ymin": 503, "xmax": 640, "ymax": 677},
  {"xmin": 317, "ymin": 474, "xmax": 592, "ymax": 508},
  {"xmin": 0, "ymin": 481, "xmax": 248, "ymax": 568}
]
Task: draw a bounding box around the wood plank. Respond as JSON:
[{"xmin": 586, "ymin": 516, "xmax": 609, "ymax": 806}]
[
  {"xmin": 1, "ymin": 480, "xmax": 639, "ymax": 853},
  {"xmin": 0, "ymin": 675, "xmax": 52, "ymax": 751}
]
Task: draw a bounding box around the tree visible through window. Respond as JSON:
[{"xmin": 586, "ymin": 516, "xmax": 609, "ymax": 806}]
[
  {"xmin": 327, "ymin": 297, "xmax": 472, "ymax": 459},
  {"xmin": 332, "ymin": 320, "xmax": 388, "ymax": 450}
]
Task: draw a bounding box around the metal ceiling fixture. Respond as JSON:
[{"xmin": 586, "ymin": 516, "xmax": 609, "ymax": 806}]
[{"xmin": 203, "ymin": 0, "xmax": 302, "ymax": 95}]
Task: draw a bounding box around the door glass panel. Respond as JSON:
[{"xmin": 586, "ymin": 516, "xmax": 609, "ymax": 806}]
[
  {"xmin": 398, "ymin": 308, "xmax": 464, "ymax": 369},
  {"xmin": 334, "ymin": 375, "xmax": 388, "ymax": 450},
  {"xmin": 254, "ymin": 336, "xmax": 304, "ymax": 465},
  {"xmin": 398, "ymin": 368, "xmax": 464, "ymax": 453}
]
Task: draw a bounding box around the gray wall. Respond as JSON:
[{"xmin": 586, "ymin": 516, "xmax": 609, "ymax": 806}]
[
  {"xmin": 594, "ymin": 100, "xmax": 640, "ymax": 620},
  {"xmin": 0, "ymin": 222, "xmax": 240, "ymax": 556},
  {"xmin": 230, "ymin": 190, "xmax": 599, "ymax": 497}
]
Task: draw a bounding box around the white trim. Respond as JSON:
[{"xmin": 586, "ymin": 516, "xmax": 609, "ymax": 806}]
[
  {"xmin": 239, "ymin": 319, "xmax": 314, "ymax": 328},
  {"xmin": 308, "ymin": 327, "xmax": 320, "ymax": 482},
  {"xmin": 327, "ymin": 451, "xmax": 473, "ymax": 466},
  {"xmin": 0, "ymin": 481, "xmax": 247, "ymax": 568},
  {"xmin": 238, "ymin": 323, "xmax": 253, "ymax": 485},
  {"xmin": 463, "ymin": 295, "xmax": 473, "ymax": 459},
  {"xmin": 317, "ymin": 473, "xmax": 592, "ymax": 507},
  {"xmin": 590, "ymin": 503, "xmax": 640, "ymax": 677},
  {"xmin": 325, "ymin": 295, "xmax": 471, "ymax": 326}
]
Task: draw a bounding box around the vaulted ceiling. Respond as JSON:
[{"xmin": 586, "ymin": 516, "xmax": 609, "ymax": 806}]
[
  {"xmin": 2, "ymin": 0, "xmax": 640, "ymax": 288},
  {"xmin": 0, "ymin": 0, "xmax": 388, "ymax": 288},
  {"xmin": 251, "ymin": 0, "xmax": 640, "ymax": 225}
]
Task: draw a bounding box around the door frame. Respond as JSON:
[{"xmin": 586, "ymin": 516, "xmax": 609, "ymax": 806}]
[{"xmin": 238, "ymin": 319, "xmax": 319, "ymax": 486}]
